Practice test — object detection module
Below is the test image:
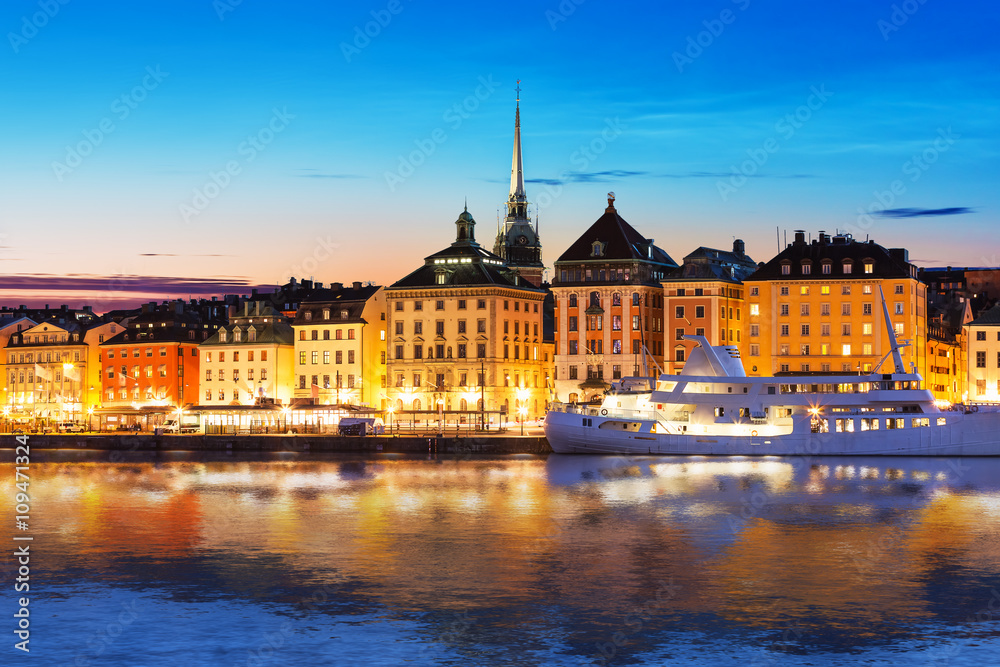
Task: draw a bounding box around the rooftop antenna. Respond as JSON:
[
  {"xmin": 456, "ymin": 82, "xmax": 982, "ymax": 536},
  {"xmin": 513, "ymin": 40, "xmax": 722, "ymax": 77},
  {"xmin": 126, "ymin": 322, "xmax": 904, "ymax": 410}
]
[{"xmin": 776, "ymin": 226, "xmax": 780, "ymax": 253}]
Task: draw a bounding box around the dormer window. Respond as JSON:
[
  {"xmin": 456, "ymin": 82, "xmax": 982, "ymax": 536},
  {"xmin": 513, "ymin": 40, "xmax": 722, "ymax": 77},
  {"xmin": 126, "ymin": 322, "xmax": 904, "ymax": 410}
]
[
  {"xmin": 863, "ymin": 260, "xmax": 874, "ymax": 274},
  {"xmin": 233, "ymin": 328, "xmax": 241, "ymax": 343},
  {"xmin": 304, "ymin": 311, "xmax": 312, "ymax": 321},
  {"xmin": 248, "ymin": 328, "xmax": 257, "ymax": 342},
  {"xmin": 822, "ymin": 262, "xmax": 832, "ymax": 275},
  {"xmin": 219, "ymin": 331, "xmax": 227, "ymax": 343},
  {"xmin": 780, "ymin": 262, "xmax": 791, "ymax": 275},
  {"xmin": 843, "ymin": 260, "xmax": 853, "ymax": 274},
  {"xmin": 801, "ymin": 261, "xmax": 812, "ymax": 275},
  {"xmin": 322, "ymin": 308, "xmax": 330, "ymax": 320},
  {"xmin": 591, "ymin": 241, "xmax": 605, "ymax": 257}
]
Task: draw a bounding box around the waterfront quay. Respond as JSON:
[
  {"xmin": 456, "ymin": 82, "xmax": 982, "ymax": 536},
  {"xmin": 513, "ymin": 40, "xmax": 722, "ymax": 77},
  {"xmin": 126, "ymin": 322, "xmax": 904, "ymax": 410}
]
[{"xmin": 0, "ymin": 432, "xmax": 552, "ymax": 455}]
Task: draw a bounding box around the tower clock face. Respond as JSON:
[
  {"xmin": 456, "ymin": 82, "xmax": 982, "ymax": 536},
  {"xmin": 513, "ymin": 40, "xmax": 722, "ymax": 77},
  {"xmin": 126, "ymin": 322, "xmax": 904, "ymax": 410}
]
[{"xmin": 517, "ymin": 235, "xmax": 529, "ymax": 245}]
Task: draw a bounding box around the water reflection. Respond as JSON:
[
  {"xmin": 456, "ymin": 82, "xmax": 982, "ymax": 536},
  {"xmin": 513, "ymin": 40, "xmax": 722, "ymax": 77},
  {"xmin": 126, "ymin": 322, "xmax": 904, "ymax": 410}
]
[{"xmin": 7, "ymin": 452, "xmax": 1000, "ymax": 665}]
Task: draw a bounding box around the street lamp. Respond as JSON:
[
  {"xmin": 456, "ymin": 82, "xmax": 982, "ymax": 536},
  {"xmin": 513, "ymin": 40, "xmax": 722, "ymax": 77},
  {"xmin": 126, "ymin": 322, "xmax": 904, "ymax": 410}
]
[
  {"xmin": 519, "ymin": 406, "xmax": 527, "ymax": 436},
  {"xmin": 386, "ymin": 405, "xmax": 394, "ymax": 434},
  {"xmin": 87, "ymin": 406, "xmax": 94, "ymax": 432}
]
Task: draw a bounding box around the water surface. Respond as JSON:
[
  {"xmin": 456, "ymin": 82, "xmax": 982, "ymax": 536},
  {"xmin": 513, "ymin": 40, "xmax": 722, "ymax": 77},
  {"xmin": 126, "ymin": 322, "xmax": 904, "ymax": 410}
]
[{"xmin": 4, "ymin": 451, "xmax": 1000, "ymax": 665}]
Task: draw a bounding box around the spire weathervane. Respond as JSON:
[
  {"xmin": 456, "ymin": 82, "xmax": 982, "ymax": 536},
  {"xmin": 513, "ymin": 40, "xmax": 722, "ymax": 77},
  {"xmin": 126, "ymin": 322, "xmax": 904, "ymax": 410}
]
[{"xmin": 515, "ymin": 79, "xmax": 521, "ymax": 103}]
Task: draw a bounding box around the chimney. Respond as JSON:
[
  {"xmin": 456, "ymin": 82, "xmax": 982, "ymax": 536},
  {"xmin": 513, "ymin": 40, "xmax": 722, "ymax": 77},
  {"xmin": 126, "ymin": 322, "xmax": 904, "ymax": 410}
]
[
  {"xmin": 252, "ymin": 288, "xmax": 259, "ymax": 296},
  {"xmin": 303, "ymin": 279, "xmax": 313, "ymax": 290},
  {"xmin": 793, "ymin": 230, "xmax": 806, "ymax": 245},
  {"xmin": 332, "ymin": 282, "xmax": 343, "ymax": 291},
  {"xmin": 353, "ymin": 281, "xmax": 362, "ymax": 290},
  {"xmin": 733, "ymin": 239, "xmax": 745, "ymax": 256}
]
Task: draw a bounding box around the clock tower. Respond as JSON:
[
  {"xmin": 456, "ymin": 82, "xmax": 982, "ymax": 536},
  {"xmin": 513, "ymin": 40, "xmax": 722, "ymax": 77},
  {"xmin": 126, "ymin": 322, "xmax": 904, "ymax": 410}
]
[{"xmin": 493, "ymin": 82, "xmax": 544, "ymax": 287}]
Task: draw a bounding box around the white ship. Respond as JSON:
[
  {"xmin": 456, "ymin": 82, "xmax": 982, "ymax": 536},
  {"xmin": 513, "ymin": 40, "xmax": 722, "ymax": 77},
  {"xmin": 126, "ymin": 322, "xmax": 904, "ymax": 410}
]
[{"xmin": 545, "ymin": 295, "xmax": 1000, "ymax": 456}]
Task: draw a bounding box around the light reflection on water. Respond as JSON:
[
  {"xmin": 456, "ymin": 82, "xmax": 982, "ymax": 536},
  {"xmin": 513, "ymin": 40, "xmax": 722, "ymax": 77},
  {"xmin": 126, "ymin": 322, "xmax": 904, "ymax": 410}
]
[{"xmin": 5, "ymin": 452, "xmax": 1000, "ymax": 665}]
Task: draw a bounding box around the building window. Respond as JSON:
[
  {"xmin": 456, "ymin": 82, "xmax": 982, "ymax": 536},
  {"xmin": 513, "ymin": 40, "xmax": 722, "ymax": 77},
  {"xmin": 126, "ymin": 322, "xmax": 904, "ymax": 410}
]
[
  {"xmin": 977, "ymin": 331, "xmax": 987, "ymax": 341},
  {"xmin": 750, "ymin": 324, "xmax": 759, "ymax": 337},
  {"xmin": 842, "ymin": 303, "xmax": 851, "ymax": 316},
  {"xmin": 749, "ymin": 304, "xmax": 759, "ymax": 316},
  {"xmin": 750, "ymin": 344, "xmax": 759, "ymax": 356},
  {"xmin": 675, "ymin": 306, "xmax": 684, "ymax": 319},
  {"xmin": 781, "ymin": 263, "xmax": 791, "ymax": 275},
  {"xmin": 802, "ymin": 263, "xmax": 811, "ymax": 275},
  {"xmin": 801, "ymin": 324, "xmax": 810, "ymax": 336},
  {"xmin": 976, "ymin": 351, "xmax": 986, "ymax": 368},
  {"xmin": 894, "ymin": 303, "xmax": 904, "ymax": 315},
  {"xmin": 895, "ymin": 284, "xmax": 905, "ymax": 295},
  {"xmin": 801, "ymin": 304, "xmax": 810, "ymax": 316},
  {"xmin": 311, "ymin": 351, "xmax": 319, "ymax": 364},
  {"xmin": 569, "ymin": 341, "xmax": 578, "ymax": 355},
  {"xmin": 780, "ymin": 304, "xmax": 790, "ymax": 316},
  {"xmin": 864, "ymin": 262, "xmax": 874, "ymax": 274},
  {"xmin": 477, "ymin": 344, "xmax": 486, "ymax": 358},
  {"xmin": 780, "ymin": 287, "xmax": 789, "ymax": 296},
  {"xmin": 842, "ymin": 344, "xmax": 852, "ymax": 356},
  {"xmin": 842, "ymin": 324, "xmax": 851, "ymax": 336},
  {"xmin": 780, "ymin": 324, "xmax": 789, "ymax": 336}
]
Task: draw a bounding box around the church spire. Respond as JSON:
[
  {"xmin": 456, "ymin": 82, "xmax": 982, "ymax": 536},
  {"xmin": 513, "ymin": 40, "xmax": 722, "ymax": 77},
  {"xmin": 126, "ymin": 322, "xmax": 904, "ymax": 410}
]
[{"xmin": 506, "ymin": 81, "xmax": 528, "ymax": 223}]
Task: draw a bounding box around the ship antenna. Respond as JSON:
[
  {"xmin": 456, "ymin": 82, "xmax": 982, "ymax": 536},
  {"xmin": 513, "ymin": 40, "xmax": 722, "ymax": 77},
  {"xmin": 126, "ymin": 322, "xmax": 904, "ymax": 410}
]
[{"xmin": 873, "ymin": 285, "xmax": 908, "ymax": 374}]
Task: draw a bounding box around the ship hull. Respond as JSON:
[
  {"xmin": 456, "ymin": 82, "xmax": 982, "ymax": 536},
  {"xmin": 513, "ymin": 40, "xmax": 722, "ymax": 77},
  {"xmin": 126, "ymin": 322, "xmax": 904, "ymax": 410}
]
[{"xmin": 544, "ymin": 410, "xmax": 1000, "ymax": 456}]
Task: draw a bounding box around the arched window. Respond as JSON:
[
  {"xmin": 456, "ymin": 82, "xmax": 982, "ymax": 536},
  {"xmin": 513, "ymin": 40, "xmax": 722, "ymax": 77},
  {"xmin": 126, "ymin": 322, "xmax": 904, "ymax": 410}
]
[
  {"xmin": 477, "ymin": 398, "xmax": 484, "ymax": 411},
  {"xmin": 460, "ymin": 398, "xmax": 467, "ymax": 411},
  {"xmin": 590, "ymin": 291, "xmax": 600, "ymax": 307},
  {"xmin": 569, "ymin": 293, "xmax": 578, "ymax": 308},
  {"xmin": 395, "ymin": 399, "xmax": 403, "ymax": 412},
  {"xmin": 412, "ymin": 398, "xmax": 421, "ymax": 411}
]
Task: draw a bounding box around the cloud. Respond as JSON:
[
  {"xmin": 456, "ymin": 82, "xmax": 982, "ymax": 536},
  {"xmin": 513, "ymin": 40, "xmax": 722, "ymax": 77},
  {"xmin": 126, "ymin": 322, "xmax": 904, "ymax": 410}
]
[
  {"xmin": 653, "ymin": 172, "xmax": 816, "ymax": 179},
  {"xmin": 139, "ymin": 253, "xmax": 232, "ymax": 257},
  {"xmin": 875, "ymin": 207, "xmax": 974, "ymax": 218},
  {"xmin": 522, "ymin": 171, "xmax": 815, "ymax": 186},
  {"xmin": 0, "ymin": 273, "xmax": 261, "ymax": 294},
  {"xmin": 526, "ymin": 170, "xmax": 649, "ymax": 186},
  {"xmin": 293, "ymin": 169, "xmax": 366, "ymax": 179}
]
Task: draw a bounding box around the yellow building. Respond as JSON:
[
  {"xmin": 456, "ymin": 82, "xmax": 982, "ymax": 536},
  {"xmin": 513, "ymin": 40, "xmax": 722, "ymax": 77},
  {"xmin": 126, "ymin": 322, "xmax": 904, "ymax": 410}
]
[
  {"xmin": 291, "ymin": 283, "xmax": 386, "ymax": 408},
  {"xmin": 744, "ymin": 231, "xmax": 927, "ymax": 380},
  {"xmin": 386, "ymin": 208, "xmax": 547, "ymax": 426},
  {"xmin": 661, "ymin": 241, "xmax": 757, "ymax": 374},
  {"xmin": 5, "ymin": 319, "xmax": 90, "ymax": 427},
  {"xmin": 966, "ymin": 304, "xmax": 1000, "ymax": 403},
  {"xmin": 200, "ymin": 302, "xmax": 295, "ymax": 406}
]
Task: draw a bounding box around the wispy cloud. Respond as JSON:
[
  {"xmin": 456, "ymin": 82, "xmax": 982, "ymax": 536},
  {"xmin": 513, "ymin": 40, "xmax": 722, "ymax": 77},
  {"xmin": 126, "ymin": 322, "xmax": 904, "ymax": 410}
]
[
  {"xmin": 875, "ymin": 207, "xmax": 974, "ymax": 218},
  {"xmin": 0, "ymin": 274, "xmax": 261, "ymax": 294},
  {"xmin": 652, "ymin": 171, "xmax": 815, "ymax": 179},
  {"xmin": 525, "ymin": 170, "xmax": 648, "ymax": 186},
  {"xmin": 139, "ymin": 253, "xmax": 233, "ymax": 257},
  {"xmin": 293, "ymin": 169, "xmax": 366, "ymax": 179}
]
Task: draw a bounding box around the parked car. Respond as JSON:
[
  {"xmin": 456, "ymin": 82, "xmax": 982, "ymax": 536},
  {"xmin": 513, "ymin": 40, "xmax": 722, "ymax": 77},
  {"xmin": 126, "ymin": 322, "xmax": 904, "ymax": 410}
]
[{"xmin": 57, "ymin": 422, "xmax": 86, "ymax": 433}]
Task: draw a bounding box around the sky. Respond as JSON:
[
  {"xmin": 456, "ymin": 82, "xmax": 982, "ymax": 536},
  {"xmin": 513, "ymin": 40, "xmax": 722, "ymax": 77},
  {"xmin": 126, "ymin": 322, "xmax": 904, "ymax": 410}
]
[{"xmin": 2, "ymin": 0, "xmax": 998, "ymax": 309}]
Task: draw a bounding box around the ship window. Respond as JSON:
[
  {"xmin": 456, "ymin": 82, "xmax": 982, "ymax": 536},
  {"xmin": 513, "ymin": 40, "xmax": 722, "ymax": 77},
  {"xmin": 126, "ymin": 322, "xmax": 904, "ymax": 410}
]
[
  {"xmin": 937, "ymin": 417, "xmax": 946, "ymax": 426},
  {"xmin": 767, "ymin": 386, "xmax": 776, "ymax": 395},
  {"xmin": 714, "ymin": 407, "xmax": 725, "ymax": 417}
]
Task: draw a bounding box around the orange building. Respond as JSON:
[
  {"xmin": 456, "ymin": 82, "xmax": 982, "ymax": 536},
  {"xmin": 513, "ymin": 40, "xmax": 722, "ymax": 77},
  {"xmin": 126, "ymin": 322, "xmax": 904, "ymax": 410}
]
[
  {"xmin": 744, "ymin": 231, "xmax": 927, "ymax": 380},
  {"xmin": 552, "ymin": 194, "xmax": 676, "ymax": 402},
  {"xmin": 99, "ymin": 301, "xmax": 224, "ymax": 424},
  {"xmin": 661, "ymin": 240, "xmax": 757, "ymax": 374}
]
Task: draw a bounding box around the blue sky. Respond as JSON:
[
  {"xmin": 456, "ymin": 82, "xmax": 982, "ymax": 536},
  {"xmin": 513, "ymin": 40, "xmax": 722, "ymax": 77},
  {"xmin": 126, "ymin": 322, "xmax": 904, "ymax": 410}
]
[{"xmin": 2, "ymin": 0, "xmax": 998, "ymax": 307}]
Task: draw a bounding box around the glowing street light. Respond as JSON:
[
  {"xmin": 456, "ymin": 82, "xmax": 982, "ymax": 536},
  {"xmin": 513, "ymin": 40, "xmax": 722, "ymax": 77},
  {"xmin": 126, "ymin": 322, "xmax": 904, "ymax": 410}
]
[{"xmin": 518, "ymin": 406, "xmax": 528, "ymax": 436}]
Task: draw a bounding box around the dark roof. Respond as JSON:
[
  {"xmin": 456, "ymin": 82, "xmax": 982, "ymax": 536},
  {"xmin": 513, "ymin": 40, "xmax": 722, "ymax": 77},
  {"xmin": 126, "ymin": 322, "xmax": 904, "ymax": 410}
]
[
  {"xmin": 746, "ymin": 232, "xmax": 913, "ymax": 282},
  {"xmin": 970, "ymin": 304, "xmax": 1000, "ymax": 326},
  {"xmin": 555, "ymin": 198, "xmax": 677, "ymax": 268},
  {"xmin": 389, "ymin": 208, "xmax": 544, "ymax": 293},
  {"xmin": 292, "ymin": 285, "xmax": 381, "ymax": 325},
  {"xmin": 667, "ymin": 243, "xmax": 757, "ymax": 283}
]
